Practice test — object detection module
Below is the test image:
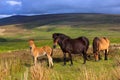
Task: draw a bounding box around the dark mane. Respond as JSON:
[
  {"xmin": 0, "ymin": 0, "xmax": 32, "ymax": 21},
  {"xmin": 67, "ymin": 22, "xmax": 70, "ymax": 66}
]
[{"xmin": 52, "ymin": 33, "xmax": 70, "ymax": 39}]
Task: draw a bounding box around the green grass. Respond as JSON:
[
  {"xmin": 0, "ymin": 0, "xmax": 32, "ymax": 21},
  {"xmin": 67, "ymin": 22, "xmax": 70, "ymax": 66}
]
[
  {"xmin": 0, "ymin": 25, "xmax": 120, "ymax": 53},
  {"xmin": 26, "ymin": 25, "xmax": 120, "ymax": 43},
  {"xmin": 0, "ymin": 40, "xmax": 53, "ymax": 53}
]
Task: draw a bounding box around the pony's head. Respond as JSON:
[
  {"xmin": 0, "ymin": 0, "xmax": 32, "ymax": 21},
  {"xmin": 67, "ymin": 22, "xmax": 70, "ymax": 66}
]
[
  {"xmin": 52, "ymin": 33, "xmax": 60, "ymax": 48},
  {"xmin": 52, "ymin": 33, "xmax": 70, "ymax": 48},
  {"xmin": 28, "ymin": 39, "xmax": 35, "ymax": 49}
]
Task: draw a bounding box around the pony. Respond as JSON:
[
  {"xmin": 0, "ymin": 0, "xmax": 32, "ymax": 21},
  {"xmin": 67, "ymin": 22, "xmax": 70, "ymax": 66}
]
[
  {"xmin": 28, "ymin": 39, "xmax": 53, "ymax": 67},
  {"xmin": 52, "ymin": 33, "xmax": 89, "ymax": 65},
  {"xmin": 93, "ymin": 37, "xmax": 110, "ymax": 61}
]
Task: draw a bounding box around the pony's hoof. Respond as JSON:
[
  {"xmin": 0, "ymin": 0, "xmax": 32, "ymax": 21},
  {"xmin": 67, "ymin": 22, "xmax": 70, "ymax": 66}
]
[
  {"xmin": 95, "ymin": 60, "xmax": 99, "ymax": 62},
  {"xmin": 83, "ymin": 62, "xmax": 86, "ymax": 64},
  {"xmin": 51, "ymin": 66, "xmax": 54, "ymax": 68},
  {"xmin": 83, "ymin": 63, "xmax": 85, "ymax": 64},
  {"xmin": 105, "ymin": 59, "xmax": 108, "ymax": 60},
  {"xmin": 69, "ymin": 64, "xmax": 73, "ymax": 66},
  {"xmin": 63, "ymin": 64, "xmax": 66, "ymax": 66},
  {"xmin": 49, "ymin": 66, "xmax": 53, "ymax": 69}
]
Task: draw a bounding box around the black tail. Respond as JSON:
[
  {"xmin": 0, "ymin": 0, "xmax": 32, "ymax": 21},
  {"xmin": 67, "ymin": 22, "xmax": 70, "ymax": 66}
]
[{"xmin": 81, "ymin": 36, "xmax": 89, "ymax": 51}]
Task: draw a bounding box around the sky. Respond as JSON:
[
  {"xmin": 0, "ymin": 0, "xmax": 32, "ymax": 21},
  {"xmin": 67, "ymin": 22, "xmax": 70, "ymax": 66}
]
[{"xmin": 0, "ymin": 0, "xmax": 120, "ymax": 18}]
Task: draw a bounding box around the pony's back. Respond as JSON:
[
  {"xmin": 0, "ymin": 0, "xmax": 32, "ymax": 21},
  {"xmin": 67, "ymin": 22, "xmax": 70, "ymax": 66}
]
[
  {"xmin": 77, "ymin": 36, "xmax": 89, "ymax": 51},
  {"xmin": 93, "ymin": 37, "xmax": 110, "ymax": 53}
]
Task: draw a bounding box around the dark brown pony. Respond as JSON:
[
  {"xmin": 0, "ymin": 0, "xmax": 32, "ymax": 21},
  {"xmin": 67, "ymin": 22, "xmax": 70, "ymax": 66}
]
[
  {"xmin": 93, "ymin": 37, "xmax": 110, "ymax": 61},
  {"xmin": 52, "ymin": 33, "xmax": 89, "ymax": 65}
]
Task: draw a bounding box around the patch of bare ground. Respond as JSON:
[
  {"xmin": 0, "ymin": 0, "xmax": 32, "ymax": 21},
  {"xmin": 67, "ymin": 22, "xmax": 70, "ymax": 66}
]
[
  {"xmin": 0, "ymin": 25, "xmax": 32, "ymax": 36},
  {"xmin": 109, "ymin": 28, "xmax": 120, "ymax": 32},
  {"xmin": 0, "ymin": 50, "xmax": 31, "ymax": 61},
  {"xmin": 110, "ymin": 44, "xmax": 120, "ymax": 50},
  {"xmin": 0, "ymin": 29, "xmax": 5, "ymax": 35}
]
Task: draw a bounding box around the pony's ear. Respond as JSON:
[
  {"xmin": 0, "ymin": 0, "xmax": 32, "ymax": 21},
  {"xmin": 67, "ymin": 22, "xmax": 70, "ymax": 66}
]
[
  {"xmin": 53, "ymin": 33, "xmax": 58, "ymax": 38},
  {"xmin": 29, "ymin": 39, "xmax": 34, "ymax": 41},
  {"xmin": 56, "ymin": 34, "xmax": 60, "ymax": 36}
]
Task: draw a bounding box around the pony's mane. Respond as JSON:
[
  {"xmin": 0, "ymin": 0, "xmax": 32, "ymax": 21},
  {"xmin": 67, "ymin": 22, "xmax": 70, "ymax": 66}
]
[{"xmin": 53, "ymin": 33, "xmax": 70, "ymax": 39}]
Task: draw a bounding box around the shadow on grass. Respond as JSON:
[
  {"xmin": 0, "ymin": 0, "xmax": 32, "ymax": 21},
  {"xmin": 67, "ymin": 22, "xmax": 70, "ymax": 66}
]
[
  {"xmin": 53, "ymin": 57, "xmax": 70, "ymax": 63},
  {"xmin": 24, "ymin": 63, "xmax": 33, "ymax": 67}
]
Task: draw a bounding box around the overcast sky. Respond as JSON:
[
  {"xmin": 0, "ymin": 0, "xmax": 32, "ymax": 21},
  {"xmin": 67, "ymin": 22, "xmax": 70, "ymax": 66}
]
[{"xmin": 0, "ymin": 0, "xmax": 120, "ymax": 18}]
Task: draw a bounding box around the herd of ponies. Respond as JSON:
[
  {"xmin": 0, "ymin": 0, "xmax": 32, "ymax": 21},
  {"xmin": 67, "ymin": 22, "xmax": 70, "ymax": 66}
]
[{"xmin": 29, "ymin": 33, "xmax": 110, "ymax": 68}]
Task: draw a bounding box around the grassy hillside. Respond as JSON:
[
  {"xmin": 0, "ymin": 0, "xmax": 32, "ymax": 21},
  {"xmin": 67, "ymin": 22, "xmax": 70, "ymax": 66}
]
[
  {"xmin": 0, "ymin": 13, "xmax": 120, "ymax": 52},
  {"xmin": 1, "ymin": 13, "xmax": 120, "ymax": 26}
]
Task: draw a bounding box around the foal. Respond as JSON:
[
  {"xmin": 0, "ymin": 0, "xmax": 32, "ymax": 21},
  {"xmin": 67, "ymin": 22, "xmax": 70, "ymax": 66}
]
[{"xmin": 29, "ymin": 39, "xmax": 53, "ymax": 67}]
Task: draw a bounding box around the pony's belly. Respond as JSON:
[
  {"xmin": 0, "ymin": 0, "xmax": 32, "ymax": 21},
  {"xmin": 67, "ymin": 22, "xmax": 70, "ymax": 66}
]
[
  {"xmin": 71, "ymin": 50, "xmax": 82, "ymax": 54},
  {"xmin": 38, "ymin": 52, "xmax": 46, "ymax": 57}
]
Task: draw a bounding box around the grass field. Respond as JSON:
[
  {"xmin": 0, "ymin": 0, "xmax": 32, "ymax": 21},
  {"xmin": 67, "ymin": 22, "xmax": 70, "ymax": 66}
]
[
  {"xmin": 0, "ymin": 25, "xmax": 120, "ymax": 53},
  {"xmin": 0, "ymin": 13, "xmax": 120, "ymax": 80},
  {"xmin": 0, "ymin": 48, "xmax": 120, "ymax": 80}
]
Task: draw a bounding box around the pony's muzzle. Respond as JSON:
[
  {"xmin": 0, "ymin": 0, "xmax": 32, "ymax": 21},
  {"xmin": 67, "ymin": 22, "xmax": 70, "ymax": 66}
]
[
  {"xmin": 29, "ymin": 46, "xmax": 32, "ymax": 50},
  {"xmin": 53, "ymin": 44, "xmax": 56, "ymax": 49}
]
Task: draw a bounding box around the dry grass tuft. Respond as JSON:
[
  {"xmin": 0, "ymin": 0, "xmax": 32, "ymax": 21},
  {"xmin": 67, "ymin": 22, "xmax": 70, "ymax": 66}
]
[
  {"xmin": 113, "ymin": 66, "xmax": 120, "ymax": 80},
  {"xmin": 29, "ymin": 63, "xmax": 63, "ymax": 80},
  {"xmin": 30, "ymin": 64, "xmax": 50, "ymax": 80},
  {"xmin": 0, "ymin": 60, "xmax": 10, "ymax": 80},
  {"xmin": 113, "ymin": 55, "xmax": 120, "ymax": 80},
  {"xmin": 78, "ymin": 66, "xmax": 113, "ymax": 80}
]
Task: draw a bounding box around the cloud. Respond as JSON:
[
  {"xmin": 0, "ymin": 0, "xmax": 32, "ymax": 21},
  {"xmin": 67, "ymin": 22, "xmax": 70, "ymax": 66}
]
[
  {"xmin": 20, "ymin": 0, "xmax": 120, "ymax": 14},
  {"xmin": 6, "ymin": 0, "xmax": 22, "ymax": 6},
  {"xmin": 0, "ymin": 15, "xmax": 12, "ymax": 18},
  {"xmin": 1, "ymin": 0, "xmax": 120, "ymax": 15}
]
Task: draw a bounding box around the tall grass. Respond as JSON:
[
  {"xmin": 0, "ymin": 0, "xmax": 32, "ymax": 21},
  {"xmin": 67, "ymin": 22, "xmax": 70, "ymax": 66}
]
[
  {"xmin": 1, "ymin": 61, "xmax": 119, "ymax": 80},
  {"xmin": 29, "ymin": 63, "xmax": 63, "ymax": 80},
  {"xmin": 0, "ymin": 58, "xmax": 62, "ymax": 80},
  {"xmin": 0, "ymin": 49, "xmax": 120, "ymax": 80},
  {"xmin": 113, "ymin": 55, "xmax": 120, "ymax": 80},
  {"xmin": 0, "ymin": 58, "xmax": 26, "ymax": 80},
  {"xmin": 30, "ymin": 64, "xmax": 50, "ymax": 80},
  {"xmin": 77, "ymin": 50, "xmax": 120, "ymax": 80},
  {"xmin": 78, "ymin": 66, "xmax": 114, "ymax": 80}
]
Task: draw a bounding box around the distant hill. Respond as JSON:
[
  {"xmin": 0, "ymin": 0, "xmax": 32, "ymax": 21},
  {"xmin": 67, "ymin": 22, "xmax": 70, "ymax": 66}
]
[
  {"xmin": 0, "ymin": 13, "xmax": 120, "ymax": 43},
  {"xmin": 0, "ymin": 13, "xmax": 120, "ymax": 28}
]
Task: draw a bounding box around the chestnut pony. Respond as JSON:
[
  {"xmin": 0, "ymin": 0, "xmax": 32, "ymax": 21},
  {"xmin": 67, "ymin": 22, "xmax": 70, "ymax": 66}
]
[
  {"xmin": 93, "ymin": 37, "xmax": 110, "ymax": 61},
  {"xmin": 52, "ymin": 33, "xmax": 89, "ymax": 65},
  {"xmin": 29, "ymin": 39, "xmax": 53, "ymax": 67}
]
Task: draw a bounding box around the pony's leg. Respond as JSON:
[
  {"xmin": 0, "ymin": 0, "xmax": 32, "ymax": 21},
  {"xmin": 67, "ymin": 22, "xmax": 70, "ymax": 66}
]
[
  {"xmin": 47, "ymin": 55, "xmax": 51, "ymax": 67},
  {"xmin": 50, "ymin": 56, "xmax": 53, "ymax": 67},
  {"xmin": 63, "ymin": 52, "xmax": 66, "ymax": 65},
  {"xmin": 34, "ymin": 56, "xmax": 37, "ymax": 66},
  {"xmin": 47, "ymin": 55, "xmax": 53, "ymax": 68},
  {"xmin": 98, "ymin": 52, "xmax": 101, "ymax": 60},
  {"xmin": 83, "ymin": 51, "xmax": 87, "ymax": 64},
  {"xmin": 68, "ymin": 53, "xmax": 73, "ymax": 65},
  {"xmin": 94, "ymin": 52, "xmax": 99, "ymax": 61},
  {"xmin": 49, "ymin": 56, "xmax": 53, "ymax": 67},
  {"xmin": 104, "ymin": 49, "xmax": 108, "ymax": 60}
]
